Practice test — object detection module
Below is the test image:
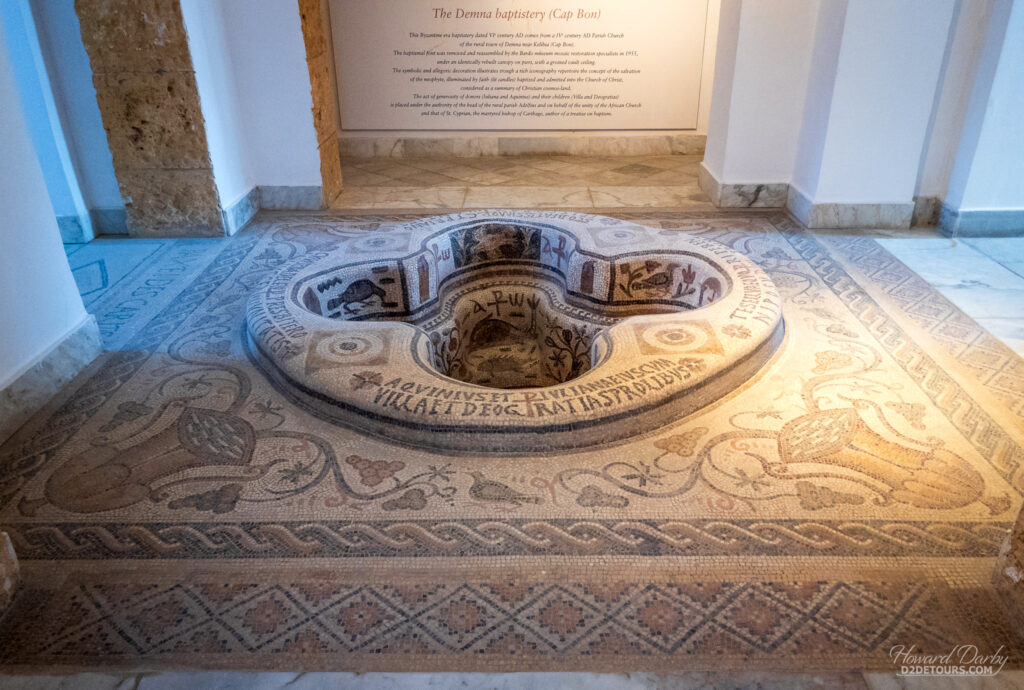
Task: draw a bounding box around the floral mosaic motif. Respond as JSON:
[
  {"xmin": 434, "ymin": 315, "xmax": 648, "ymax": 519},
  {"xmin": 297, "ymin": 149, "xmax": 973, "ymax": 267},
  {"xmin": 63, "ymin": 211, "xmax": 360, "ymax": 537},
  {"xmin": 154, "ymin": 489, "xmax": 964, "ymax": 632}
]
[
  {"xmin": 345, "ymin": 455, "xmax": 406, "ymax": 487},
  {"xmin": 243, "ymin": 597, "xmax": 291, "ymax": 636},
  {"xmin": 653, "ymin": 427, "xmax": 708, "ymax": 457},
  {"xmin": 98, "ymin": 401, "xmax": 153, "ymax": 432},
  {"xmin": 576, "ymin": 484, "xmax": 629, "ymax": 508},
  {"xmin": 561, "ymin": 319, "xmax": 1011, "ymax": 516},
  {"xmin": 721, "ymin": 323, "xmax": 752, "ymax": 339},
  {"xmin": 468, "ymin": 472, "xmax": 541, "ymax": 505},
  {"xmin": 381, "ymin": 488, "xmax": 428, "ymax": 511},
  {"xmin": 339, "ymin": 602, "xmax": 383, "ymax": 636},
  {"xmin": 794, "ymin": 481, "xmax": 864, "ymax": 511},
  {"xmin": 813, "ymin": 350, "xmax": 854, "ymax": 374},
  {"xmin": 167, "ymin": 483, "xmax": 241, "ymax": 514},
  {"xmin": 886, "ymin": 401, "xmax": 927, "ymax": 430},
  {"xmin": 9, "ymin": 311, "xmax": 462, "ymax": 516},
  {"xmin": 349, "ymin": 371, "xmax": 382, "ymax": 390}
]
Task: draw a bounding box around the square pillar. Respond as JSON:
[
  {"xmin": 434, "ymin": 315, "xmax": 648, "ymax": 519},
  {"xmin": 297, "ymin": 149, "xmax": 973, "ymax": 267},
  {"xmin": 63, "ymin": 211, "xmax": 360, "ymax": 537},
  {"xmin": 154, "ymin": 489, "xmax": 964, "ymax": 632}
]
[
  {"xmin": 788, "ymin": 0, "xmax": 956, "ymax": 228},
  {"xmin": 942, "ymin": 0, "xmax": 1024, "ymax": 237}
]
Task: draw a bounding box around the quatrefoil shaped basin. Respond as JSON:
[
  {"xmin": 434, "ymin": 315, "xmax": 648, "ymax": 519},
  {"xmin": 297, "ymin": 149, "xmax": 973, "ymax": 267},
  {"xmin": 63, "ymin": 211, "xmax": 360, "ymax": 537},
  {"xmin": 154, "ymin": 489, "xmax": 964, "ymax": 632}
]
[{"xmin": 246, "ymin": 211, "xmax": 784, "ymax": 453}]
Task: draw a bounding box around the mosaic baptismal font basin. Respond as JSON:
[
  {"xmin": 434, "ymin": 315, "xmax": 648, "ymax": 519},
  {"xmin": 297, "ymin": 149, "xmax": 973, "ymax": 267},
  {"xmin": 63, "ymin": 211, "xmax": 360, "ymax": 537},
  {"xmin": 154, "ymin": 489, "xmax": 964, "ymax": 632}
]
[{"xmin": 246, "ymin": 211, "xmax": 784, "ymax": 452}]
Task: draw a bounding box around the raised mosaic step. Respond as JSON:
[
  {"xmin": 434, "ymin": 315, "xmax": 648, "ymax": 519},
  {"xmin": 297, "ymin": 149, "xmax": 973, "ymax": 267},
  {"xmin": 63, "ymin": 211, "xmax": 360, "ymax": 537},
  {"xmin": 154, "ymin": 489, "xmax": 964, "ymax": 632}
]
[{"xmin": 246, "ymin": 211, "xmax": 783, "ymax": 452}]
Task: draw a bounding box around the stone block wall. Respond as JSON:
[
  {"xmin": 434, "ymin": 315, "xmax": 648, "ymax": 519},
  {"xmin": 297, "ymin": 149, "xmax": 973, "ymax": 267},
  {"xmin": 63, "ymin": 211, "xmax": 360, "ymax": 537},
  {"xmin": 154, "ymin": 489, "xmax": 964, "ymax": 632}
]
[
  {"xmin": 75, "ymin": 0, "xmax": 223, "ymax": 237},
  {"xmin": 298, "ymin": 0, "xmax": 343, "ymax": 205}
]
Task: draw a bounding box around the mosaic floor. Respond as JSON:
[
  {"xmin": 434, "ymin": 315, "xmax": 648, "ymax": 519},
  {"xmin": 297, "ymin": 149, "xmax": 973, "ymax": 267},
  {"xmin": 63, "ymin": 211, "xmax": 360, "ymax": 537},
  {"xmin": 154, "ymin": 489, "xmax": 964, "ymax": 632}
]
[{"xmin": 3, "ymin": 209, "xmax": 1024, "ymax": 674}]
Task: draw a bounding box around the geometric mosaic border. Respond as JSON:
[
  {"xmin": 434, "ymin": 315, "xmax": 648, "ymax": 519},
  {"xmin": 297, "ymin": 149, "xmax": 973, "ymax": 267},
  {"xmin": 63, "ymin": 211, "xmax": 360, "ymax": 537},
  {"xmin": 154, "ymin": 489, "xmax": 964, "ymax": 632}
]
[
  {"xmin": 4, "ymin": 519, "xmax": 1010, "ymax": 560},
  {"xmin": 1, "ymin": 577, "xmax": 1017, "ymax": 671}
]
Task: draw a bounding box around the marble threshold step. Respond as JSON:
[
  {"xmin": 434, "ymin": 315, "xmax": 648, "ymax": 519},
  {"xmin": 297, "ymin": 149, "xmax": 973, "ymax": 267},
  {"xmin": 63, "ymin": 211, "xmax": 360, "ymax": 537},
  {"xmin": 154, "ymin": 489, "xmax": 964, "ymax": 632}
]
[{"xmin": 338, "ymin": 132, "xmax": 706, "ymax": 158}]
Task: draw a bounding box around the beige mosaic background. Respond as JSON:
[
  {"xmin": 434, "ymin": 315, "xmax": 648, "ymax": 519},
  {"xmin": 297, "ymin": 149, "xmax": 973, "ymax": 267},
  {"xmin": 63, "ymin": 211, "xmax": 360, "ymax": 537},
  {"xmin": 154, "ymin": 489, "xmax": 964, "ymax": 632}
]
[{"xmin": 1, "ymin": 210, "xmax": 1022, "ymax": 671}]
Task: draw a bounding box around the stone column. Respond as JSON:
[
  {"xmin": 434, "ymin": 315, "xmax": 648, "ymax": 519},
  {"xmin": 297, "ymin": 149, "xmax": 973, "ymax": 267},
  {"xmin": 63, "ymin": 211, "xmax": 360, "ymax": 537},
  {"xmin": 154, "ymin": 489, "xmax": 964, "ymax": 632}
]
[
  {"xmin": 995, "ymin": 502, "xmax": 1024, "ymax": 632},
  {"xmin": 0, "ymin": 533, "xmax": 18, "ymax": 612},
  {"xmin": 941, "ymin": 0, "xmax": 1024, "ymax": 237},
  {"xmin": 298, "ymin": 0, "xmax": 343, "ymax": 205},
  {"xmin": 74, "ymin": 0, "xmax": 223, "ymax": 237}
]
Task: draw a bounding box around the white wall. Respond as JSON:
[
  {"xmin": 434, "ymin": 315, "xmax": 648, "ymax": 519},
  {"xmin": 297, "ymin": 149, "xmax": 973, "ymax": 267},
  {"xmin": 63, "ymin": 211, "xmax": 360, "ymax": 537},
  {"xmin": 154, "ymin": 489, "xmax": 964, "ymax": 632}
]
[
  {"xmin": 220, "ymin": 0, "xmax": 320, "ymax": 188},
  {"xmin": 701, "ymin": 0, "xmax": 739, "ymax": 176},
  {"xmin": 180, "ymin": 0, "xmax": 252, "ymax": 208},
  {"xmin": 181, "ymin": 0, "xmax": 321, "ymax": 197},
  {"xmin": 808, "ymin": 0, "xmax": 955, "ymax": 203},
  {"xmin": 695, "ymin": 0, "xmax": 720, "ymax": 134},
  {"xmin": 789, "ymin": 0, "xmax": 846, "ymax": 199},
  {"xmin": 945, "ymin": 0, "xmax": 1024, "ymax": 212},
  {"xmin": 0, "ymin": 23, "xmax": 90, "ymax": 388},
  {"xmin": 29, "ymin": 0, "xmax": 122, "ymax": 211},
  {"xmin": 709, "ymin": 0, "xmax": 959, "ymax": 212},
  {"xmin": 915, "ymin": 0, "xmax": 994, "ymax": 200},
  {"xmin": 1, "ymin": 0, "xmax": 91, "ymax": 230},
  {"xmin": 705, "ymin": 0, "xmax": 819, "ymax": 184}
]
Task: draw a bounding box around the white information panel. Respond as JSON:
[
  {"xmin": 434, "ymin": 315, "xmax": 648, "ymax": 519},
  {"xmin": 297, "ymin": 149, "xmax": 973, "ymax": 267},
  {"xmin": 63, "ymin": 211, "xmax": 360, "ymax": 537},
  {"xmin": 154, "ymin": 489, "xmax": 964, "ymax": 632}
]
[{"xmin": 331, "ymin": 0, "xmax": 709, "ymax": 130}]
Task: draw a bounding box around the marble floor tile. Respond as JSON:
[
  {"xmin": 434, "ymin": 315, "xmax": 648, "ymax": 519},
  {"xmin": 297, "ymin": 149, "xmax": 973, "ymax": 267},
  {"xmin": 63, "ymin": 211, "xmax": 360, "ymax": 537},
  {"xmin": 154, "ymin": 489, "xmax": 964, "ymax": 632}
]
[
  {"xmin": 645, "ymin": 154, "xmax": 704, "ymax": 169},
  {"xmin": 876, "ymin": 241, "xmax": 1024, "ymax": 290},
  {"xmin": 507, "ymin": 171, "xmax": 580, "ymax": 187},
  {"xmin": 1002, "ymin": 263, "xmax": 1024, "ymax": 280},
  {"xmin": 338, "ymin": 154, "xmax": 710, "ymax": 200},
  {"xmin": 330, "ymin": 186, "xmax": 467, "ymax": 209},
  {"xmin": 817, "ymin": 228, "xmax": 947, "ymax": 243},
  {"xmin": 965, "ymin": 237, "xmax": 1024, "ymax": 259},
  {"xmin": 590, "ymin": 184, "xmax": 712, "ymax": 208},
  {"xmin": 458, "ymin": 170, "xmax": 521, "ymax": 186},
  {"xmin": 462, "ymin": 185, "xmax": 593, "ymax": 208},
  {"xmin": 934, "ymin": 285, "xmax": 1024, "ymax": 319},
  {"xmin": 974, "ymin": 318, "xmax": 1024, "ymax": 356},
  {"xmin": 391, "ymin": 170, "xmax": 465, "ymax": 187},
  {"xmin": 638, "ymin": 168, "xmax": 701, "ymax": 185},
  {"xmin": 863, "ymin": 671, "xmax": 1024, "ymax": 689},
  {"xmin": 581, "ymin": 169, "xmax": 649, "ymax": 186},
  {"xmin": 345, "ymin": 159, "xmax": 407, "ymax": 176},
  {"xmin": 499, "ymin": 157, "xmax": 580, "ymax": 173},
  {"xmin": 333, "ymin": 157, "xmax": 721, "ymax": 209},
  {"xmin": 339, "ymin": 169, "xmax": 397, "ymax": 187},
  {"xmin": 965, "ymin": 238, "xmax": 1024, "ymax": 279},
  {"xmin": 396, "ymin": 157, "xmax": 462, "ymax": 173}
]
